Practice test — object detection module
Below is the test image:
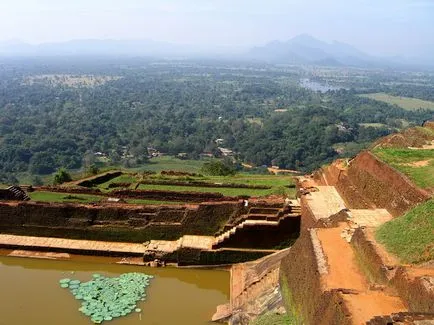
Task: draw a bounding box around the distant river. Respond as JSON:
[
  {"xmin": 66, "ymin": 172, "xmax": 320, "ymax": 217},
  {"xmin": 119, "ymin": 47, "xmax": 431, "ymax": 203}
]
[
  {"xmin": 300, "ymin": 79, "xmax": 343, "ymax": 93},
  {"xmin": 0, "ymin": 255, "xmax": 229, "ymax": 325}
]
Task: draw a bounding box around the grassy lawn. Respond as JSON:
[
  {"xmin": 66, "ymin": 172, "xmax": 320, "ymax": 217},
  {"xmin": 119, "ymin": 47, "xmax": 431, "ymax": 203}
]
[
  {"xmin": 124, "ymin": 199, "xmax": 185, "ymax": 205},
  {"xmin": 129, "ymin": 156, "xmax": 206, "ymax": 173},
  {"xmin": 373, "ymin": 148, "xmax": 434, "ymax": 189},
  {"xmin": 206, "ymin": 174, "xmax": 295, "ymax": 188},
  {"xmin": 29, "ymin": 191, "xmax": 104, "ymax": 203},
  {"xmin": 360, "ymin": 93, "xmax": 434, "ymax": 111},
  {"xmin": 97, "ymin": 174, "xmax": 138, "ymax": 189},
  {"xmin": 376, "ymin": 199, "xmax": 434, "ymax": 264},
  {"xmin": 135, "ymin": 174, "xmax": 295, "ymax": 197},
  {"xmin": 136, "ymin": 183, "xmax": 289, "ymax": 197}
]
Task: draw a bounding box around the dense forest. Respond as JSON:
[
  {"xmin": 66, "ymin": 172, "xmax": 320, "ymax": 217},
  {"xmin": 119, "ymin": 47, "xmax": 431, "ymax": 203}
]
[{"xmin": 0, "ymin": 57, "xmax": 432, "ymax": 183}]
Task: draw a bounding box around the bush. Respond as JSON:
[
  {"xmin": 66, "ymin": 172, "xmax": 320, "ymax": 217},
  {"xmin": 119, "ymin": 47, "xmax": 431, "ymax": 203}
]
[
  {"xmin": 53, "ymin": 168, "xmax": 72, "ymax": 185},
  {"xmin": 201, "ymin": 160, "xmax": 236, "ymax": 176}
]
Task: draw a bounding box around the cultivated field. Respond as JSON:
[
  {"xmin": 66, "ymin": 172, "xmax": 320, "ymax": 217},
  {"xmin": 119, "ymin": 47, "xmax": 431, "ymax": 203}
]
[{"xmin": 360, "ymin": 93, "xmax": 434, "ymax": 111}]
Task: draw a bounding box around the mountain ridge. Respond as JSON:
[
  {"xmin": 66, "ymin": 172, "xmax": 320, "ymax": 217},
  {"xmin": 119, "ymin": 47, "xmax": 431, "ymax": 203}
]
[{"xmin": 0, "ymin": 35, "xmax": 432, "ymax": 68}]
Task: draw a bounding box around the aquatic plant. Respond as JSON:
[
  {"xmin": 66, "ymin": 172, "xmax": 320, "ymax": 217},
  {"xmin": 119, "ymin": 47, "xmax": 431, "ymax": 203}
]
[{"xmin": 59, "ymin": 272, "xmax": 153, "ymax": 324}]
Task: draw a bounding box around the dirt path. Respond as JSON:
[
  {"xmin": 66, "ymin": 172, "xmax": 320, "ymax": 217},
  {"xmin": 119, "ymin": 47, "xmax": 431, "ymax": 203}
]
[
  {"xmin": 317, "ymin": 224, "xmax": 366, "ymax": 291},
  {"xmin": 317, "ymin": 223, "xmax": 408, "ymax": 324},
  {"xmin": 343, "ymin": 293, "xmax": 406, "ymax": 325}
]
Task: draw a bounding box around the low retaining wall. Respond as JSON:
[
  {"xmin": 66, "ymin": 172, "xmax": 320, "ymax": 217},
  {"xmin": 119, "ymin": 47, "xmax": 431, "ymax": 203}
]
[
  {"xmin": 139, "ymin": 180, "xmax": 271, "ymax": 190},
  {"xmin": 351, "ymin": 227, "xmax": 434, "ymax": 315},
  {"xmin": 112, "ymin": 189, "xmax": 245, "ymax": 202},
  {"xmin": 351, "ymin": 227, "xmax": 393, "ymax": 284},
  {"xmin": 76, "ymin": 171, "xmax": 123, "ymax": 187}
]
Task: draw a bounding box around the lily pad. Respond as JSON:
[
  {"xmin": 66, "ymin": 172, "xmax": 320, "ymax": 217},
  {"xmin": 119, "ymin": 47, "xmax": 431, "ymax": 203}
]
[{"xmin": 59, "ymin": 272, "xmax": 152, "ymax": 323}]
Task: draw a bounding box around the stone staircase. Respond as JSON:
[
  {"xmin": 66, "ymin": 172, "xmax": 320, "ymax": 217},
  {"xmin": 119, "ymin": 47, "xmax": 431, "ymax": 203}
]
[
  {"xmin": 216, "ymin": 202, "xmax": 301, "ymax": 236},
  {"xmin": 5, "ymin": 186, "xmax": 30, "ymax": 201},
  {"xmin": 212, "ymin": 202, "xmax": 300, "ymax": 249}
]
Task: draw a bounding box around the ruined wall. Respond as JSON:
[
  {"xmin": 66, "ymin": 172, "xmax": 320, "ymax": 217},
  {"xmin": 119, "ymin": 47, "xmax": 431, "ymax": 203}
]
[
  {"xmin": 392, "ymin": 267, "xmax": 434, "ymax": 314},
  {"xmin": 351, "ymin": 227, "xmax": 434, "ymax": 315},
  {"xmin": 279, "ymin": 230, "xmax": 352, "ymax": 325},
  {"xmin": 320, "ymin": 151, "xmax": 430, "ymax": 216},
  {"xmin": 367, "ymin": 312, "xmax": 434, "ymax": 324},
  {"xmin": 351, "ymin": 227, "xmax": 392, "ymax": 284},
  {"xmin": 0, "ymin": 201, "xmax": 239, "ymax": 243}
]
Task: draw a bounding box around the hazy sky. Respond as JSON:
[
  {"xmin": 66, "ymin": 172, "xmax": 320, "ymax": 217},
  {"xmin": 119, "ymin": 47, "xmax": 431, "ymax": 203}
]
[{"xmin": 0, "ymin": 0, "xmax": 433, "ymax": 56}]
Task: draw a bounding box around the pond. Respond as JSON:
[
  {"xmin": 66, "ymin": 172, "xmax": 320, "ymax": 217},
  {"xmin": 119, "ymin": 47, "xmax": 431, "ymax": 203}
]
[{"xmin": 0, "ymin": 255, "xmax": 229, "ymax": 325}]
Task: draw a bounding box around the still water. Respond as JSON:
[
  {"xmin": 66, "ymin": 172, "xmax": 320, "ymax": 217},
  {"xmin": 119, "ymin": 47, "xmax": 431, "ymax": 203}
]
[{"xmin": 0, "ymin": 255, "xmax": 229, "ymax": 325}]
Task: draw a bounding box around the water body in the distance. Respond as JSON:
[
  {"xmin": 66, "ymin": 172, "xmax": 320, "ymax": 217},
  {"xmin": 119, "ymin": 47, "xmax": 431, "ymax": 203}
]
[
  {"xmin": 300, "ymin": 79, "xmax": 343, "ymax": 93},
  {"xmin": 0, "ymin": 255, "xmax": 229, "ymax": 325}
]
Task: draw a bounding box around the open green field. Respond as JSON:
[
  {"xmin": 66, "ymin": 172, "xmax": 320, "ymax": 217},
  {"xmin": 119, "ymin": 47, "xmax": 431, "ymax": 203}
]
[
  {"xmin": 130, "ymin": 156, "xmax": 206, "ymax": 174},
  {"xmin": 136, "ymin": 183, "xmax": 286, "ymax": 197},
  {"xmin": 376, "ymin": 199, "xmax": 434, "ymax": 264},
  {"xmin": 29, "ymin": 191, "xmax": 186, "ymax": 206},
  {"xmin": 134, "ymin": 174, "xmax": 295, "ymax": 197},
  {"xmin": 360, "ymin": 93, "xmax": 434, "ymax": 111},
  {"xmin": 373, "ymin": 148, "xmax": 434, "ymax": 190},
  {"xmin": 96, "ymin": 169, "xmax": 296, "ymax": 198},
  {"xmin": 29, "ymin": 192, "xmax": 104, "ymax": 203}
]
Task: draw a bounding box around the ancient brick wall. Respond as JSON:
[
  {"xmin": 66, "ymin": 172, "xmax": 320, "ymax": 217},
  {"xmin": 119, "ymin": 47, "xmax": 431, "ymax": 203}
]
[
  {"xmin": 280, "ymin": 229, "xmax": 354, "ymax": 325},
  {"xmin": 0, "ymin": 201, "xmax": 240, "ymax": 243},
  {"xmin": 320, "ymin": 151, "xmax": 430, "ymax": 216}
]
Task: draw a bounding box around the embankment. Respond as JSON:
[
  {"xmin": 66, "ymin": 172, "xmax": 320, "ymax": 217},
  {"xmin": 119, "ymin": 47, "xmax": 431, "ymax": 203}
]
[{"xmin": 316, "ymin": 151, "xmax": 430, "ymax": 216}]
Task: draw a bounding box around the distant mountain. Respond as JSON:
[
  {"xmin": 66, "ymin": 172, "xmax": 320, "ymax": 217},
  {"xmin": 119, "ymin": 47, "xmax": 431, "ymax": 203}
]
[{"xmin": 247, "ymin": 34, "xmax": 373, "ymax": 66}]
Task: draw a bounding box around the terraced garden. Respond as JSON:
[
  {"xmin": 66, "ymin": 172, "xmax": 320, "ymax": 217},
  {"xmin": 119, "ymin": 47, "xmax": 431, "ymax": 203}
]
[{"xmin": 98, "ymin": 173, "xmax": 296, "ymax": 198}]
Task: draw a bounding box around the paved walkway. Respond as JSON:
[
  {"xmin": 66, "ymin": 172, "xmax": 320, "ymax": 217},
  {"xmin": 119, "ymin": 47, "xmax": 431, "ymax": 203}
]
[
  {"xmin": 305, "ymin": 186, "xmax": 347, "ymax": 221},
  {"xmin": 0, "ymin": 234, "xmax": 146, "ymax": 255}
]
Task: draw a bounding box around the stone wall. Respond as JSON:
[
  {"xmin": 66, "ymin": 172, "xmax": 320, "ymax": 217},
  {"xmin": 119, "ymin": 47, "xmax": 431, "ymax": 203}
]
[
  {"xmin": 392, "ymin": 267, "xmax": 434, "ymax": 314},
  {"xmin": 0, "ymin": 201, "xmax": 240, "ymax": 243},
  {"xmin": 279, "ymin": 230, "xmax": 352, "ymax": 325}
]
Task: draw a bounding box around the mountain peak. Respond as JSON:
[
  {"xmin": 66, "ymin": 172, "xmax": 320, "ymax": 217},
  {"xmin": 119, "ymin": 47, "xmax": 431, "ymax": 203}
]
[{"xmin": 248, "ymin": 35, "xmax": 370, "ymax": 66}]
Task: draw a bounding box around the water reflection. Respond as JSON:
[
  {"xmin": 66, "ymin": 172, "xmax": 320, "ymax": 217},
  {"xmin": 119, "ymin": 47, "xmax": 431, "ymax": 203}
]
[{"xmin": 0, "ymin": 255, "xmax": 229, "ymax": 325}]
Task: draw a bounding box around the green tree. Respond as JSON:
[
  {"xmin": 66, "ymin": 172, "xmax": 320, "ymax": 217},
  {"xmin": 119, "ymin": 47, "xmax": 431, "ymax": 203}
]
[
  {"xmin": 87, "ymin": 164, "xmax": 100, "ymax": 175},
  {"xmin": 53, "ymin": 168, "xmax": 72, "ymax": 185},
  {"xmin": 201, "ymin": 160, "xmax": 236, "ymax": 176}
]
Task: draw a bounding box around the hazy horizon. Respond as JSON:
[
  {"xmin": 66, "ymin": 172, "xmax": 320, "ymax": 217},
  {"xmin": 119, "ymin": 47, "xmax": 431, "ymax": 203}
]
[{"xmin": 1, "ymin": 0, "xmax": 433, "ymax": 58}]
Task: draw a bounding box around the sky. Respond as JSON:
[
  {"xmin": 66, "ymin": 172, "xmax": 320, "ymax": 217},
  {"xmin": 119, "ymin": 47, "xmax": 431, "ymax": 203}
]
[{"xmin": 0, "ymin": 0, "xmax": 433, "ymax": 57}]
